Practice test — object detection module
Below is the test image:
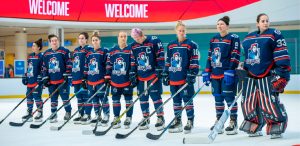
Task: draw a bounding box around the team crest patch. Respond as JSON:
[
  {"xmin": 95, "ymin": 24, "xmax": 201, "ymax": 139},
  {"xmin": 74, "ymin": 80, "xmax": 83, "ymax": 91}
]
[
  {"xmin": 113, "ymin": 57, "xmax": 127, "ymax": 76},
  {"xmin": 88, "ymin": 58, "xmax": 99, "ymax": 75},
  {"xmin": 246, "ymin": 43, "xmax": 260, "ymax": 65},
  {"xmin": 211, "ymin": 47, "xmax": 222, "ymax": 68},
  {"xmin": 72, "ymin": 56, "xmax": 80, "ymax": 72},
  {"xmin": 27, "ymin": 62, "xmax": 34, "ymax": 77},
  {"xmin": 49, "ymin": 57, "xmax": 60, "ymax": 73},
  {"xmin": 169, "ymin": 52, "xmax": 182, "ymax": 72},
  {"xmin": 137, "ymin": 52, "xmax": 152, "ymax": 71}
]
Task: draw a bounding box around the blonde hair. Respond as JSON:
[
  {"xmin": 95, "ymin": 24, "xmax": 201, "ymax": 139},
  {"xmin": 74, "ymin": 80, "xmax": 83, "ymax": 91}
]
[
  {"xmin": 91, "ymin": 31, "xmax": 101, "ymax": 40},
  {"xmin": 175, "ymin": 20, "xmax": 186, "ymax": 30},
  {"xmin": 131, "ymin": 28, "xmax": 143, "ymax": 37}
]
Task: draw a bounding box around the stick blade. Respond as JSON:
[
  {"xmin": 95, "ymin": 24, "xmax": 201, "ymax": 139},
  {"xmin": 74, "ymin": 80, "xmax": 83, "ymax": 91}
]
[
  {"xmin": 146, "ymin": 133, "xmax": 161, "ymax": 140},
  {"xmin": 50, "ymin": 126, "xmax": 60, "ymax": 131},
  {"xmin": 82, "ymin": 130, "xmax": 94, "ymax": 135},
  {"xmin": 94, "ymin": 130, "xmax": 108, "ymax": 136},
  {"xmin": 183, "ymin": 136, "xmax": 213, "ymax": 144},
  {"xmin": 30, "ymin": 124, "xmax": 41, "ymax": 129},
  {"xmin": 9, "ymin": 122, "xmax": 24, "ymax": 127},
  {"xmin": 115, "ymin": 133, "xmax": 128, "ymax": 139}
]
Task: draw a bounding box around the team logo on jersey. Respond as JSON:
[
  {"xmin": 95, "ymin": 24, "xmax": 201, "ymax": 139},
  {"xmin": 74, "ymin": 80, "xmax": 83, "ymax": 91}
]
[
  {"xmin": 169, "ymin": 52, "xmax": 182, "ymax": 72},
  {"xmin": 27, "ymin": 62, "xmax": 34, "ymax": 77},
  {"xmin": 137, "ymin": 52, "xmax": 151, "ymax": 71},
  {"xmin": 113, "ymin": 57, "xmax": 126, "ymax": 76},
  {"xmin": 88, "ymin": 58, "xmax": 99, "ymax": 75},
  {"xmin": 211, "ymin": 47, "xmax": 222, "ymax": 68},
  {"xmin": 246, "ymin": 43, "xmax": 260, "ymax": 65},
  {"xmin": 72, "ymin": 56, "xmax": 80, "ymax": 72},
  {"xmin": 49, "ymin": 57, "xmax": 60, "ymax": 73}
]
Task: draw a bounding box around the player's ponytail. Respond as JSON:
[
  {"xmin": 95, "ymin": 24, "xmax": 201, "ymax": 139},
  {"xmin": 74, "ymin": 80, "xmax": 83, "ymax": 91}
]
[{"xmin": 34, "ymin": 38, "xmax": 43, "ymax": 50}]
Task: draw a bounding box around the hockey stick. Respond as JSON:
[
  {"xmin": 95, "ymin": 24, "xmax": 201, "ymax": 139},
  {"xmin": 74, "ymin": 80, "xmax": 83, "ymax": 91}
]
[
  {"xmin": 0, "ymin": 85, "xmax": 40, "ymax": 125},
  {"xmin": 50, "ymin": 83, "xmax": 106, "ymax": 131},
  {"xmin": 9, "ymin": 81, "xmax": 66, "ymax": 127},
  {"xmin": 82, "ymin": 83, "xmax": 110, "ymax": 135},
  {"xmin": 146, "ymin": 84, "xmax": 205, "ymax": 140},
  {"xmin": 115, "ymin": 83, "xmax": 189, "ymax": 139},
  {"xmin": 30, "ymin": 88, "xmax": 84, "ymax": 129},
  {"xmin": 182, "ymin": 89, "xmax": 243, "ymax": 144},
  {"xmin": 94, "ymin": 78, "xmax": 159, "ymax": 136}
]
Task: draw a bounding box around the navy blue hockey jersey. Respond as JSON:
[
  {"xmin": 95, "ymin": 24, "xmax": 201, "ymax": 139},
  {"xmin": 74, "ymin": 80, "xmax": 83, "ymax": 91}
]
[
  {"xmin": 165, "ymin": 39, "xmax": 199, "ymax": 85},
  {"xmin": 205, "ymin": 33, "xmax": 240, "ymax": 79},
  {"xmin": 85, "ymin": 47, "xmax": 108, "ymax": 86},
  {"xmin": 42, "ymin": 46, "xmax": 72, "ymax": 84},
  {"xmin": 242, "ymin": 28, "xmax": 291, "ymax": 79},
  {"xmin": 26, "ymin": 52, "xmax": 43, "ymax": 88},
  {"xmin": 106, "ymin": 45, "xmax": 132, "ymax": 88},
  {"xmin": 130, "ymin": 36, "xmax": 165, "ymax": 81},
  {"xmin": 71, "ymin": 45, "xmax": 93, "ymax": 84}
]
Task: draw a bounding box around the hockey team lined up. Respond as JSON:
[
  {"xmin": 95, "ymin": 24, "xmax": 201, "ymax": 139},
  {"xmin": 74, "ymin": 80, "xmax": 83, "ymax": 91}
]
[{"xmin": 18, "ymin": 13, "xmax": 290, "ymax": 140}]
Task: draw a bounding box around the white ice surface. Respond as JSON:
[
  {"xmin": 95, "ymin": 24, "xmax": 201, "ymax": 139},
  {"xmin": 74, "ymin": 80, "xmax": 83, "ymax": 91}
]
[{"xmin": 0, "ymin": 94, "xmax": 299, "ymax": 146}]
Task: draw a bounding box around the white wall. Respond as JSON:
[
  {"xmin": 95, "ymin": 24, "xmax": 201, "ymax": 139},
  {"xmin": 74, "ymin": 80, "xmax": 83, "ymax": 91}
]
[{"xmin": 0, "ymin": 75, "xmax": 299, "ymax": 96}]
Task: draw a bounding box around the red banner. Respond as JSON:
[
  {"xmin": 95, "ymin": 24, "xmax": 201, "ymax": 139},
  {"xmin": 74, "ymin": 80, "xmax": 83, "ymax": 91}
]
[{"xmin": 0, "ymin": 0, "xmax": 259, "ymax": 22}]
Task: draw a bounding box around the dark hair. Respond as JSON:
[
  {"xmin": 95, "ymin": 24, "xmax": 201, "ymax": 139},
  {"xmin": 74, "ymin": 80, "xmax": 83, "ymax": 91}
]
[
  {"xmin": 48, "ymin": 34, "xmax": 58, "ymax": 41},
  {"xmin": 79, "ymin": 32, "xmax": 89, "ymax": 40},
  {"xmin": 256, "ymin": 13, "xmax": 268, "ymax": 23},
  {"xmin": 218, "ymin": 16, "xmax": 230, "ymax": 25},
  {"xmin": 34, "ymin": 38, "xmax": 43, "ymax": 50}
]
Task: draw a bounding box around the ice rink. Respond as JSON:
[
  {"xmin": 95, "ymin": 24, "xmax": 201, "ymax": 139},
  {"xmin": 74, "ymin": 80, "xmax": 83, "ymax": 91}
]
[{"xmin": 0, "ymin": 94, "xmax": 299, "ymax": 146}]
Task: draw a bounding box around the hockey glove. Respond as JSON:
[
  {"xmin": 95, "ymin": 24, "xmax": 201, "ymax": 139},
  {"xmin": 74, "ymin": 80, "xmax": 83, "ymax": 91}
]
[
  {"xmin": 161, "ymin": 71, "xmax": 169, "ymax": 86},
  {"xmin": 272, "ymin": 77, "xmax": 287, "ymax": 93},
  {"xmin": 104, "ymin": 75, "xmax": 111, "ymax": 84},
  {"xmin": 224, "ymin": 70, "xmax": 235, "ymax": 85},
  {"xmin": 202, "ymin": 71, "xmax": 211, "ymax": 86},
  {"xmin": 43, "ymin": 77, "xmax": 50, "ymax": 87},
  {"xmin": 186, "ymin": 72, "xmax": 196, "ymax": 85},
  {"xmin": 22, "ymin": 74, "xmax": 28, "ymax": 85},
  {"xmin": 81, "ymin": 79, "xmax": 87, "ymax": 90},
  {"xmin": 129, "ymin": 72, "xmax": 137, "ymax": 88}
]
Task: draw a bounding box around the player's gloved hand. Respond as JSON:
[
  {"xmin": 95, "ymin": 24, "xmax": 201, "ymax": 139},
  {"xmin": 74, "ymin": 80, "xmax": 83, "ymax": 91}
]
[
  {"xmin": 43, "ymin": 77, "xmax": 50, "ymax": 87},
  {"xmin": 272, "ymin": 77, "xmax": 287, "ymax": 93},
  {"xmin": 81, "ymin": 79, "xmax": 87, "ymax": 89},
  {"xmin": 129, "ymin": 72, "xmax": 137, "ymax": 88},
  {"xmin": 37, "ymin": 75, "xmax": 43, "ymax": 86},
  {"xmin": 224, "ymin": 70, "xmax": 235, "ymax": 85},
  {"xmin": 161, "ymin": 71, "xmax": 169, "ymax": 86},
  {"xmin": 202, "ymin": 71, "xmax": 211, "ymax": 86},
  {"xmin": 22, "ymin": 74, "xmax": 28, "ymax": 85},
  {"xmin": 104, "ymin": 75, "xmax": 111, "ymax": 84},
  {"xmin": 186, "ymin": 72, "xmax": 196, "ymax": 85}
]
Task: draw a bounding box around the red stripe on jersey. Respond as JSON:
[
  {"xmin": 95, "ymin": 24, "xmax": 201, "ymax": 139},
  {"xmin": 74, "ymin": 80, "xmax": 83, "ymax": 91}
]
[
  {"xmin": 138, "ymin": 74, "xmax": 156, "ymax": 81},
  {"xmin": 87, "ymin": 79, "xmax": 104, "ymax": 86},
  {"xmin": 50, "ymin": 79, "xmax": 64, "ymax": 85},
  {"xmin": 211, "ymin": 74, "xmax": 224, "ymax": 79},
  {"xmin": 170, "ymin": 80, "xmax": 185, "ymax": 86},
  {"xmin": 110, "ymin": 81, "xmax": 130, "ymax": 88},
  {"xmin": 27, "ymin": 82, "xmax": 38, "ymax": 88}
]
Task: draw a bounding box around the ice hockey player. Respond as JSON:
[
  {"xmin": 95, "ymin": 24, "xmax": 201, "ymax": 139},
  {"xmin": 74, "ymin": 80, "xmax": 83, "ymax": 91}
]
[
  {"xmin": 129, "ymin": 28, "xmax": 165, "ymax": 131},
  {"xmin": 106, "ymin": 31, "xmax": 134, "ymax": 129},
  {"xmin": 162, "ymin": 21, "xmax": 199, "ymax": 134},
  {"xmin": 70, "ymin": 32, "xmax": 93, "ymax": 124},
  {"xmin": 42, "ymin": 34, "xmax": 72, "ymax": 123},
  {"xmin": 239, "ymin": 13, "xmax": 290, "ymax": 139},
  {"xmin": 203, "ymin": 16, "xmax": 241, "ymax": 135},
  {"xmin": 22, "ymin": 38, "xmax": 44, "ymax": 122},
  {"xmin": 81, "ymin": 31, "xmax": 110, "ymax": 126}
]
